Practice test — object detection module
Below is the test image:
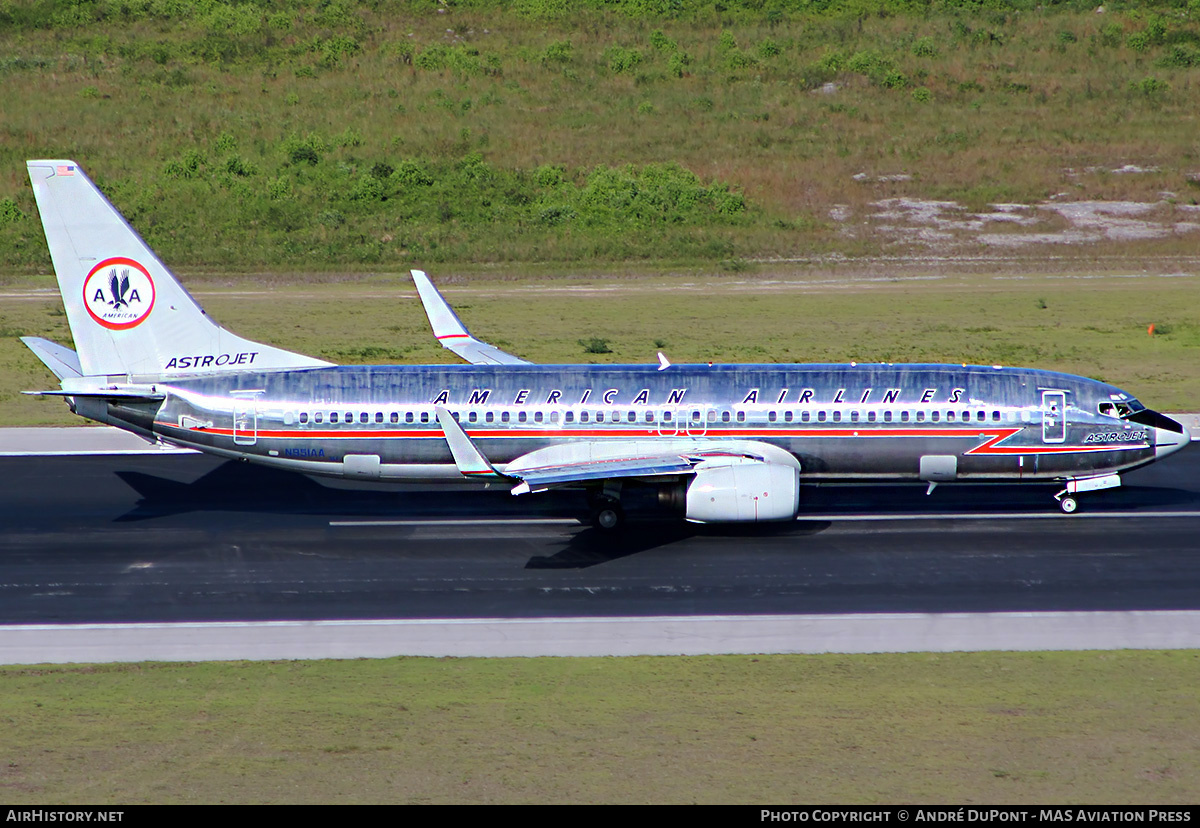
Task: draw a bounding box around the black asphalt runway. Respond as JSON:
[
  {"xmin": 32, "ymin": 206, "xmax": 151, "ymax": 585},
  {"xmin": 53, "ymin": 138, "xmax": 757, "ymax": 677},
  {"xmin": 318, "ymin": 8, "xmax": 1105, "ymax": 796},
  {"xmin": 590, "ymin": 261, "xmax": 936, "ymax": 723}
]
[{"xmin": 3, "ymin": 451, "xmax": 1199, "ymax": 624}]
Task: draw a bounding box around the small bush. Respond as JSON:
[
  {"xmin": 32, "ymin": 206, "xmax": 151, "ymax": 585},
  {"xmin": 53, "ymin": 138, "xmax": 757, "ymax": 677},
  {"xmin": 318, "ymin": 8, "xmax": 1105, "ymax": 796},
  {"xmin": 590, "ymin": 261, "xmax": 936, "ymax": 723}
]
[
  {"xmin": 912, "ymin": 37, "xmax": 938, "ymax": 58},
  {"xmin": 1128, "ymin": 31, "xmax": 1151, "ymax": 53},
  {"xmin": 912, "ymin": 86, "xmax": 932, "ymax": 103},
  {"xmin": 1100, "ymin": 22, "xmax": 1123, "ymax": 48},
  {"xmin": 0, "ymin": 198, "xmax": 25, "ymax": 225},
  {"xmin": 542, "ymin": 40, "xmax": 572, "ymax": 64},
  {"xmin": 605, "ymin": 45, "xmax": 642, "ymax": 74},
  {"xmin": 758, "ymin": 38, "xmax": 781, "ymax": 59},
  {"xmin": 649, "ymin": 30, "xmax": 676, "ymax": 52},
  {"xmin": 579, "ymin": 337, "xmax": 612, "ymax": 354},
  {"xmin": 163, "ymin": 150, "xmax": 206, "ymax": 179},
  {"xmin": 1132, "ymin": 76, "xmax": 1168, "ymax": 96},
  {"xmin": 667, "ymin": 51, "xmax": 691, "ymax": 77},
  {"xmin": 224, "ymin": 155, "xmax": 257, "ymax": 177}
]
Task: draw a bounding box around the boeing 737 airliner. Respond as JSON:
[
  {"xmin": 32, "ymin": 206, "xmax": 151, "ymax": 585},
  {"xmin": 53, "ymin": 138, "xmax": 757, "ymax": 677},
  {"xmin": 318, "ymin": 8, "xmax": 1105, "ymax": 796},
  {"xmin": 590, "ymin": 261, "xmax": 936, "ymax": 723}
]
[{"xmin": 19, "ymin": 160, "xmax": 1191, "ymax": 528}]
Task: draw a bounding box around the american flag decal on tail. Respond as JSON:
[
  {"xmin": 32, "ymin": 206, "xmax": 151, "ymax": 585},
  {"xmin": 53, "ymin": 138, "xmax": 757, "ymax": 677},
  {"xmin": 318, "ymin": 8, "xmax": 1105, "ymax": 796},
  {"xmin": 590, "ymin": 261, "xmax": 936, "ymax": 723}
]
[{"xmin": 56, "ymin": 165, "xmax": 75, "ymax": 176}]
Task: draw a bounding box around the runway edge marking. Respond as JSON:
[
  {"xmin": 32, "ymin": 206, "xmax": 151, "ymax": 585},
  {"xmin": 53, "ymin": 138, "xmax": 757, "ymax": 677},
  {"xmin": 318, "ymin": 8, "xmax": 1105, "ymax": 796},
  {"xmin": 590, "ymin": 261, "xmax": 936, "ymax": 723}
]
[{"xmin": 3, "ymin": 611, "xmax": 1200, "ymax": 664}]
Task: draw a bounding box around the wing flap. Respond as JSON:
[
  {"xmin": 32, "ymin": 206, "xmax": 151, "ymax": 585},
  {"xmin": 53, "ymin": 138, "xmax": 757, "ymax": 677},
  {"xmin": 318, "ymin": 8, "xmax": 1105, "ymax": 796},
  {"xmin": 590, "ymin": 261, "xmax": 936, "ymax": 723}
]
[{"xmin": 509, "ymin": 455, "xmax": 697, "ymax": 495}]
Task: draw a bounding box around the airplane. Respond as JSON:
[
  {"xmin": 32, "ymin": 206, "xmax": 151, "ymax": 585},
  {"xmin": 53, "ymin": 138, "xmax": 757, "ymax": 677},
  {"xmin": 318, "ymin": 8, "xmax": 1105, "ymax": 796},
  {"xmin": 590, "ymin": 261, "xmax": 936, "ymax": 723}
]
[{"xmin": 18, "ymin": 159, "xmax": 1192, "ymax": 529}]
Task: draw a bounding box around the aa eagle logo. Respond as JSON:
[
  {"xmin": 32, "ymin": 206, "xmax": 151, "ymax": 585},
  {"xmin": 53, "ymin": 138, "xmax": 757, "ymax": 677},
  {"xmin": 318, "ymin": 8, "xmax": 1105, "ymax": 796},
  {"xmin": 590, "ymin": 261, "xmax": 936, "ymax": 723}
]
[{"xmin": 82, "ymin": 257, "xmax": 155, "ymax": 329}]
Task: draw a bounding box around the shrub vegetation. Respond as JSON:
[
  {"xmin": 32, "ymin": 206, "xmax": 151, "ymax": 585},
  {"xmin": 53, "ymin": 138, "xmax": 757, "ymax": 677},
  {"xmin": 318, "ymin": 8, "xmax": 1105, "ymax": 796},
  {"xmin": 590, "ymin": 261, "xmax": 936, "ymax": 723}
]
[{"xmin": 2, "ymin": 1, "xmax": 1200, "ymax": 271}]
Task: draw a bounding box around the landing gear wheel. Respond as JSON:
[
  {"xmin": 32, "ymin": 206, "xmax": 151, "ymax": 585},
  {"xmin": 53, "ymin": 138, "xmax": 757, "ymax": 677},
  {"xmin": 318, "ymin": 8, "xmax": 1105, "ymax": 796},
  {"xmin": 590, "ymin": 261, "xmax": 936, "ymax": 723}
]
[
  {"xmin": 591, "ymin": 500, "xmax": 624, "ymax": 531},
  {"xmin": 1059, "ymin": 496, "xmax": 1078, "ymax": 514}
]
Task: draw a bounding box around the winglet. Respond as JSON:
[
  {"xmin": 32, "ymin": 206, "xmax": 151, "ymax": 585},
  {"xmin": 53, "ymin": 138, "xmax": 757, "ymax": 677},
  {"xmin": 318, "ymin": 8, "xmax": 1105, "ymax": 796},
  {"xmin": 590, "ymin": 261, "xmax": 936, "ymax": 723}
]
[
  {"xmin": 411, "ymin": 270, "xmax": 531, "ymax": 365},
  {"xmin": 657, "ymin": 351, "xmax": 671, "ymax": 371},
  {"xmin": 434, "ymin": 406, "xmax": 507, "ymax": 479}
]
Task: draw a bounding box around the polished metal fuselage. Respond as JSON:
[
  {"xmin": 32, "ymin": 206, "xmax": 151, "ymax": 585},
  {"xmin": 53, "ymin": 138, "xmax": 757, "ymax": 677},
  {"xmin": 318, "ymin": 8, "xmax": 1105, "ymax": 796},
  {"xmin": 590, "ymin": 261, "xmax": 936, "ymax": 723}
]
[{"xmin": 85, "ymin": 362, "xmax": 1166, "ymax": 485}]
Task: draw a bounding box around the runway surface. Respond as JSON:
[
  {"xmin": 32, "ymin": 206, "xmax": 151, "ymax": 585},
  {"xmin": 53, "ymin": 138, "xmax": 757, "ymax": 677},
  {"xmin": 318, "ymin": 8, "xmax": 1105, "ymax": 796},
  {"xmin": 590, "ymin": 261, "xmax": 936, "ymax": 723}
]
[{"xmin": 3, "ymin": 450, "xmax": 1199, "ymax": 628}]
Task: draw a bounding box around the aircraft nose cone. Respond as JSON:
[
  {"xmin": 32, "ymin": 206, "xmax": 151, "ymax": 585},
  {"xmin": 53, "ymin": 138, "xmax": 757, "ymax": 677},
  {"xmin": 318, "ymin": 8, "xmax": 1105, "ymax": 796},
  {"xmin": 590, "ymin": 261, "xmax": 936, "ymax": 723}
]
[{"xmin": 1154, "ymin": 414, "xmax": 1191, "ymax": 458}]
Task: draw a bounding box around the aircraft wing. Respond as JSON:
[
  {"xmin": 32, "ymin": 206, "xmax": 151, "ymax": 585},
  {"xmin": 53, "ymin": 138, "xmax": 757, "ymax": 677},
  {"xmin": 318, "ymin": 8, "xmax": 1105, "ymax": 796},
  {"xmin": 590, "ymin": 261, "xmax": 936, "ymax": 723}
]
[
  {"xmin": 506, "ymin": 455, "xmax": 698, "ymax": 495},
  {"xmin": 412, "ymin": 270, "xmax": 531, "ymax": 365}
]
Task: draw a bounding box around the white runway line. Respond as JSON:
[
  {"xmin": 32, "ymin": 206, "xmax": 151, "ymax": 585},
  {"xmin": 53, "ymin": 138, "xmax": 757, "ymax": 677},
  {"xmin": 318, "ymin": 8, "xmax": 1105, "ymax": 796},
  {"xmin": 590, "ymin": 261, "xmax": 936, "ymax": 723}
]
[
  {"xmin": 3, "ymin": 611, "xmax": 1200, "ymax": 664},
  {"xmin": 0, "ymin": 427, "xmax": 196, "ymax": 456},
  {"xmin": 328, "ymin": 512, "xmax": 1200, "ymax": 528},
  {"xmin": 330, "ymin": 519, "xmax": 581, "ymax": 527}
]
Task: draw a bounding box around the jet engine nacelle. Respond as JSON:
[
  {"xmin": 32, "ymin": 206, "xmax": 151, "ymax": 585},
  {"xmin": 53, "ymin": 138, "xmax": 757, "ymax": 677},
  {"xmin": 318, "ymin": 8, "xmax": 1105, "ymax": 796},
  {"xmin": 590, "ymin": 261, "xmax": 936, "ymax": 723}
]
[{"xmin": 684, "ymin": 459, "xmax": 800, "ymax": 523}]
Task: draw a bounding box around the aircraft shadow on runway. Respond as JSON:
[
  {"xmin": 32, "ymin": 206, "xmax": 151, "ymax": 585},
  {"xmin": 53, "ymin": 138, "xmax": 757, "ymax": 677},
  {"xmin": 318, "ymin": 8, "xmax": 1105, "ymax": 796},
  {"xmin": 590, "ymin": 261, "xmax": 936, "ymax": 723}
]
[
  {"xmin": 111, "ymin": 460, "xmax": 1198, "ymax": 570},
  {"xmin": 113, "ymin": 461, "xmax": 581, "ymax": 522},
  {"xmin": 525, "ymin": 518, "xmax": 835, "ymax": 569}
]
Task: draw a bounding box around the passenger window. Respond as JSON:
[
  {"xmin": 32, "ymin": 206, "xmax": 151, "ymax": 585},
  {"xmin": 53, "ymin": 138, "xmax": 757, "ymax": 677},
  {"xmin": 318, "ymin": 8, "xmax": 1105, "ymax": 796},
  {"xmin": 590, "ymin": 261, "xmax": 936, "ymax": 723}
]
[
  {"xmin": 900, "ymin": 411, "xmax": 909, "ymax": 422},
  {"xmin": 550, "ymin": 412, "xmax": 558, "ymax": 423},
  {"xmin": 519, "ymin": 411, "xmax": 527, "ymax": 423},
  {"xmin": 420, "ymin": 412, "xmax": 429, "ymax": 423},
  {"xmin": 405, "ymin": 412, "xmax": 414, "ymax": 424},
  {"xmin": 330, "ymin": 412, "xmax": 339, "ymax": 424},
  {"xmin": 736, "ymin": 411, "xmax": 746, "ymax": 423},
  {"xmin": 390, "ymin": 411, "xmax": 399, "ymax": 424},
  {"xmin": 628, "ymin": 411, "xmax": 636, "ymax": 423},
  {"xmin": 315, "ymin": 412, "xmax": 324, "ymax": 424},
  {"xmin": 868, "ymin": 411, "xmax": 877, "ymax": 422},
  {"xmin": 818, "ymin": 411, "xmax": 827, "ymax": 422},
  {"xmin": 565, "ymin": 412, "xmax": 574, "ymax": 423},
  {"xmin": 645, "ymin": 412, "xmax": 654, "ymax": 423},
  {"xmin": 784, "ymin": 411, "xmax": 793, "ymax": 422},
  {"xmin": 832, "ymin": 411, "xmax": 841, "ymax": 423},
  {"xmin": 978, "ymin": 410, "xmax": 986, "ymax": 422},
  {"xmin": 801, "ymin": 411, "xmax": 811, "ymax": 423},
  {"xmin": 580, "ymin": 411, "xmax": 588, "ymax": 423},
  {"xmin": 722, "ymin": 411, "xmax": 731, "ymax": 423},
  {"xmin": 916, "ymin": 411, "xmax": 924, "ymax": 422},
  {"xmin": 850, "ymin": 411, "xmax": 860, "ymax": 423},
  {"xmin": 299, "ymin": 412, "xmax": 309, "ymax": 425},
  {"xmin": 534, "ymin": 412, "xmax": 543, "ymax": 423},
  {"xmin": 375, "ymin": 412, "xmax": 383, "ymax": 424},
  {"xmin": 946, "ymin": 411, "xmax": 955, "ymax": 422},
  {"xmin": 992, "ymin": 410, "xmax": 1000, "ymax": 422},
  {"xmin": 345, "ymin": 412, "xmax": 352, "ymax": 423},
  {"xmin": 931, "ymin": 411, "xmax": 940, "ymax": 422},
  {"xmin": 708, "ymin": 410, "xmax": 717, "ymax": 422},
  {"xmin": 663, "ymin": 411, "xmax": 672, "ymax": 422},
  {"xmin": 486, "ymin": 412, "xmax": 494, "ymax": 423},
  {"xmin": 768, "ymin": 411, "xmax": 777, "ymax": 422},
  {"xmin": 501, "ymin": 412, "xmax": 510, "ymax": 423},
  {"xmin": 468, "ymin": 412, "xmax": 477, "ymax": 423}
]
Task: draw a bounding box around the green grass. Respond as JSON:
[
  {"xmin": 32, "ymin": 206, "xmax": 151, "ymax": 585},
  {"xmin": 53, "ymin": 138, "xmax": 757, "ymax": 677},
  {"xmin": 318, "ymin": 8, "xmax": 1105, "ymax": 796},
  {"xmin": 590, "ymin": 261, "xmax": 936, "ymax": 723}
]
[
  {"xmin": 2, "ymin": 651, "xmax": 1198, "ymax": 804},
  {"xmin": 3, "ymin": 1, "xmax": 1200, "ymax": 270},
  {"xmin": 4, "ymin": 268, "xmax": 1200, "ymax": 425}
]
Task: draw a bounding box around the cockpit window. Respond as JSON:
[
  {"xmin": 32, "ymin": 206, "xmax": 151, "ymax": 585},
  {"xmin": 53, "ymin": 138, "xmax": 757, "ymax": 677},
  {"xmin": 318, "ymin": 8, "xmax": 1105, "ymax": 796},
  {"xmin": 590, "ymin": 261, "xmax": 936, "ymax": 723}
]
[{"xmin": 1099, "ymin": 399, "xmax": 1145, "ymax": 418}]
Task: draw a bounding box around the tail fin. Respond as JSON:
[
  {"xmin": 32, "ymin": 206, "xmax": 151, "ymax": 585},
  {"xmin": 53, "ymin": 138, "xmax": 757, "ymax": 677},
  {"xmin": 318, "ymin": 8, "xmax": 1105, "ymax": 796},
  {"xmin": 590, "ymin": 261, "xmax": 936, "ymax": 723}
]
[{"xmin": 26, "ymin": 160, "xmax": 331, "ymax": 378}]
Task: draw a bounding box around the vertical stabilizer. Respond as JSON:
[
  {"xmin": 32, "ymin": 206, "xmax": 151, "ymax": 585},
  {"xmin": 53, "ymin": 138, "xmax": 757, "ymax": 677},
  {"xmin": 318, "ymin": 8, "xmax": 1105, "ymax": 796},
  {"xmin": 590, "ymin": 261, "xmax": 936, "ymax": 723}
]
[{"xmin": 26, "ymin": 160, "xmax": 332, "ymax": 377}]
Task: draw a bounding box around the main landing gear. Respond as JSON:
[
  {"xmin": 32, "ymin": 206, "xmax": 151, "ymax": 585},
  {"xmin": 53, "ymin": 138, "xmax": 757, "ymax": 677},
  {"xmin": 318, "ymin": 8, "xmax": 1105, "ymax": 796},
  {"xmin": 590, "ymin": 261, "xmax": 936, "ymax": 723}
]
[
  {"xmin": 1056, "ymin": 494, "xmax": 1078, "ymax": 514},
  {"xmin": 587, "ymin": 483, "xmax": 625, "ymax": 531}
]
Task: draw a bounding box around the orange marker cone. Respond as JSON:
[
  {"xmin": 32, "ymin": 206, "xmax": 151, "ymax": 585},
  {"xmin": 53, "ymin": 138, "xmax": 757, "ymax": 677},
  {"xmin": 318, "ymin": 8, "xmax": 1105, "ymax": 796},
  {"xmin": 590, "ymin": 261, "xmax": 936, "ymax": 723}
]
[{"xmin": 1148, "ymin": 324, "xmax": 1156, "ymax": 336}]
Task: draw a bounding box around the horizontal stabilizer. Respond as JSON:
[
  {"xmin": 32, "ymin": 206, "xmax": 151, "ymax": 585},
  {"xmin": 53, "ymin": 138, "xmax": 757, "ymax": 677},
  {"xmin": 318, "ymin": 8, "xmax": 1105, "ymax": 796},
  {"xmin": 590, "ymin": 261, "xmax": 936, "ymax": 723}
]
[
  {"xmin": 21, "ymin": 337, "xmax": 82, "ymax": 380},
  {"xmin": 412, "ymin": 270, "xmax": 530, "ymax": 365},
  {"xmin": 23, "ymin": 388, "xmax": 165, "ymax": 402}
]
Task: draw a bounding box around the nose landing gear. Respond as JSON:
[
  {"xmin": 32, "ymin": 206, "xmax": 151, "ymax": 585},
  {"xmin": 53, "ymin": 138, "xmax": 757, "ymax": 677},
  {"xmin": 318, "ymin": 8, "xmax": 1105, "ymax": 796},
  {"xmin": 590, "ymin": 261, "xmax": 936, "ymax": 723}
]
[
  {"xmin": 1054, "ymin": 473, "xmax": 1121, "ymax": 515},
  {"xmin": 1056, "ymin": 494, "xmax": 1078, "ymax": 514}
]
